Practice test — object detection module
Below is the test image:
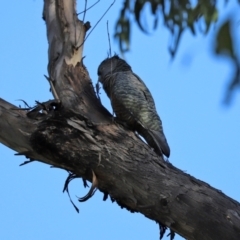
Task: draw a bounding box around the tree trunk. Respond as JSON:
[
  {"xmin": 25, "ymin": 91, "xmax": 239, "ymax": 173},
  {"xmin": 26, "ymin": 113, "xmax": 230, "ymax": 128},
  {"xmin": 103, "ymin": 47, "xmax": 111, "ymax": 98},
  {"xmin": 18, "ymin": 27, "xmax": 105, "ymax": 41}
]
[{"xmin": 0, "ymin": 1, "xmax": 240, "ymax": 239}]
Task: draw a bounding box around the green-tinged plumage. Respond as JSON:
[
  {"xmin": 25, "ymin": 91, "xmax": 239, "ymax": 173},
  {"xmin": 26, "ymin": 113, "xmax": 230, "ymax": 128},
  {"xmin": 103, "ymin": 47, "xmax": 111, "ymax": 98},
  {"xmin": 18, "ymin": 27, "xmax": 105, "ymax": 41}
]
[{"xmin": 97, "ymin": 55, "xmax": 170, "ymax": 158}]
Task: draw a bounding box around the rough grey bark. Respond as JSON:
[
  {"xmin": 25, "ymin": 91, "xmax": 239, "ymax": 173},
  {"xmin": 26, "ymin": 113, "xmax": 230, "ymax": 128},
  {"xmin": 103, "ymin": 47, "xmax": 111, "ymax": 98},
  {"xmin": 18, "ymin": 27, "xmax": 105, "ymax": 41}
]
[{"xmin": 0, "ymin": 1, "xmax": 240, "ymax": 239}]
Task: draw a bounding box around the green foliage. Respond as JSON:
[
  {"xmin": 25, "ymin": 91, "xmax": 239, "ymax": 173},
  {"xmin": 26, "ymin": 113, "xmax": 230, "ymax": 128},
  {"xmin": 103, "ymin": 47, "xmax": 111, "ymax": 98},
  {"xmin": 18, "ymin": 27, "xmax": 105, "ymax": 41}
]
[
  {"xmin": 115, "ymin": 0, "xmax": 131, "ymax": 52},
  {"xmin": 215, "ymin": 20, "xmax": 234, "ymax": 58},
  {"xmin": 115, "ymin": 0, "xmax": 220, "ymax": 57},
  {"xmin": 214, "ymin": 19, "xmax": 240, "ymax": 104},
  {"xmin": 114, "ymin": 0, "xmax": 240, "ymax": 103}
]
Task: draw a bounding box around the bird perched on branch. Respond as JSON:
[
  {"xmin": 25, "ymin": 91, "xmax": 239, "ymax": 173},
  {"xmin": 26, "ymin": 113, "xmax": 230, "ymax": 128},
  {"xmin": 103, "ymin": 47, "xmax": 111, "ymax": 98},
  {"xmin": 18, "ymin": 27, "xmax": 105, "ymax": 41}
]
[{"xmin": 97, "ymin": 55, "xmax": 170, "ymax": 158}]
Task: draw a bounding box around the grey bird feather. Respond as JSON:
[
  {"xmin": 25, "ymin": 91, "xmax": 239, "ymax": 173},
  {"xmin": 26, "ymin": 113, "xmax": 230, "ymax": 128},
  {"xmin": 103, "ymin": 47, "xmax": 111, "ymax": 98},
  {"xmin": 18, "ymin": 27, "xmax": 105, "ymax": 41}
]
[{"xmin": 97, "ymin": 55, "xmax": 170, "ymax": 158}]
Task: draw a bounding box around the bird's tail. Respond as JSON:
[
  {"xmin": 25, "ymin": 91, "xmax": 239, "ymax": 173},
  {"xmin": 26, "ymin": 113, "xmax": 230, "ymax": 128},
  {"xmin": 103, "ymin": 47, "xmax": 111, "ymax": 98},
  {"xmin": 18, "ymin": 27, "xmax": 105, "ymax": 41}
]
[
  {"xmin": 149, "ymin": 130, "xmax": 170, "ymax": 158},
  {"xmin": 139, "ymin": 128, "xmax": 170, "ymax": 158}
]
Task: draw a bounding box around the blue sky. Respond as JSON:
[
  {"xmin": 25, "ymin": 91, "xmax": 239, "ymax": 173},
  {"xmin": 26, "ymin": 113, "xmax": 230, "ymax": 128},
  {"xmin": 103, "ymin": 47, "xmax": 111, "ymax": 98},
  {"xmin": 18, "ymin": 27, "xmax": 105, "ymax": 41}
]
[{"xmin": 0, "ymin": 1, "xmax": 239, "ymax": 240}]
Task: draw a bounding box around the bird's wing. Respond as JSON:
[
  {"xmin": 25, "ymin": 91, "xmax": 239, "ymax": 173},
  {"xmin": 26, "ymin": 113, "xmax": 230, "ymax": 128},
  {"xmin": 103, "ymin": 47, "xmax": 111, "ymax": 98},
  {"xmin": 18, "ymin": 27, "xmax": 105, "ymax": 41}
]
[
  {"xmin": 130, "ymin": 73, "xmax": 160, "ymax": 126},
  {"xmin": 113, "ymin": 72, "xmax": 170, "ymax": 158},
  {"xmin": 110, "ymin": 72, "xmax": 156, "ymax": 123},
  {"xmin": 132, "ymin": 73, "xmax": 156, "ymax": 106}
]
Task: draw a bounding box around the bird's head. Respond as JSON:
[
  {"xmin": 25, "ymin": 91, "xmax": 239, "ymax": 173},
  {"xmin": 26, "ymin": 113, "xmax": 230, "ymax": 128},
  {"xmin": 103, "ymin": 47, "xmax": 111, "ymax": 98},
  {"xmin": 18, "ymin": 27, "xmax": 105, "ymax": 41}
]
[{"xmin": 97, "ymin": 55, "xmax": 131, "ymax": 84}]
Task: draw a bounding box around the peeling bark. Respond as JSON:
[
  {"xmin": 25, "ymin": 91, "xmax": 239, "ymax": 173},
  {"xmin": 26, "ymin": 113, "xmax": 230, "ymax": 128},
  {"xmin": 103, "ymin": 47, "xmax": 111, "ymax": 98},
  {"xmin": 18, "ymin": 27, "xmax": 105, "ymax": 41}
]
[{"xmin": 0, "ymin": 1, "xmax": 240, "ymax": 240}]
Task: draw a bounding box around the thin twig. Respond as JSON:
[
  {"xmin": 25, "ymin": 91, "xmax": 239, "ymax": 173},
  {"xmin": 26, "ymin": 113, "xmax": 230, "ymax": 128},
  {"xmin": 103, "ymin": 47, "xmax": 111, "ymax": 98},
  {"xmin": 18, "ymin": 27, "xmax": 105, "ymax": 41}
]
[
  {"xmin": 44, "ymin": 75, "xmax": 60, "ymax": 101},
  {"xmin": 77, "ymin": 0, "xmax": 100, "ymax": 15},
  {"xmin": 77, "ymin": 0, "xmax": 116, "ymax": 49},
  {"xmin": 82, "ymin": 0, "xmax": 87, "ymax": 22},
  {"xmin": 107, "ymin": 21, "xmax": 112, "ymax": 57}
]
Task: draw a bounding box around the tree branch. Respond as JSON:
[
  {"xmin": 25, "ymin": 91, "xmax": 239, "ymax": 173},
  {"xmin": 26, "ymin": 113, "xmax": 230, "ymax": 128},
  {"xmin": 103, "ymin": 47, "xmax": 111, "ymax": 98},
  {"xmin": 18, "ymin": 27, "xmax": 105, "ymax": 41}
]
[{"xmin": 0, "ymin": 1, "xmax": 240, "ymax": 240}]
